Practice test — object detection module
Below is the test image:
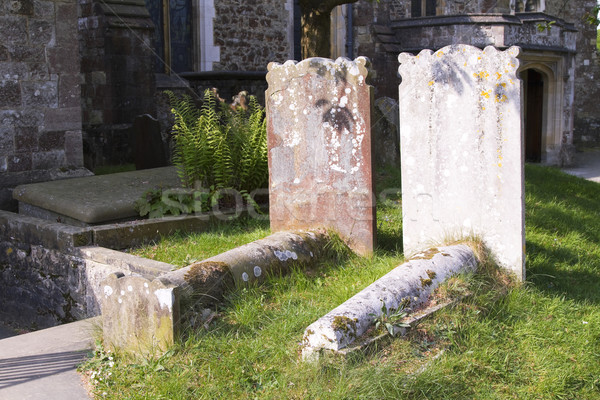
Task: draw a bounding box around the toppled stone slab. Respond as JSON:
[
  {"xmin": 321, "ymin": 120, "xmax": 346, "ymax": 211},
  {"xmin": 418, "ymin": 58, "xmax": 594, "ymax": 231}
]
[
  {"xmin": 266, "ymin": 57, "xmax": 376, "ymax": 256},
  {"xmin": 301, "ymin": 244, "xmax": 477, "ymax": 361},
  {"xmin": 165, "ymin": 230, "xmax": 329, "ymax": 300},
  {"xmin": 398, "ymin": 44, "xmax": 525, "ymax": 280},
  {"xmin": 100, "ymin": 230, "xmax": 330, "ymax": 353},
  {"xmin": 13, "ymin": 166, "xmax": 181, "ymax": 225}
]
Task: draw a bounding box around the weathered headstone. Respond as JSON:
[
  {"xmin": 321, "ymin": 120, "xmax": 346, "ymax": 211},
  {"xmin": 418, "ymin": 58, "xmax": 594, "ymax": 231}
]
[
  {"xmin": 398, "ymin": 45, "xmax": 525, "ymax": 280},
  {"xmin": 266, "ymin": 57, "xmax": 376, "ymax": 256}
]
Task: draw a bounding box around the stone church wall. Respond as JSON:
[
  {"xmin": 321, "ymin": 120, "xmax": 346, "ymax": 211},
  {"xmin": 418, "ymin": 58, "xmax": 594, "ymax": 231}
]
[
  {"xmin": 0, "ymin": 0, "xmax": 88, "ymax": 211},
  {"xmin": 212, "ymin": 0, "xmax": 292, "ymax": 72}
]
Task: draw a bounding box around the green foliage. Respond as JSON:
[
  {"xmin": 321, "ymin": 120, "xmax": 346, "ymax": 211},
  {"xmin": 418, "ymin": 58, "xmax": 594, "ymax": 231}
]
[
  {"xmin": 134, "ymin": 187, "xmax": 211, "ymax": 219},
  {"xmin": 369, "ymin": 300, "xmax": 410, "ymax": 337},
  {"xmin": 167, "ymin": 89, "xmax": 268, "ymax": 192}
]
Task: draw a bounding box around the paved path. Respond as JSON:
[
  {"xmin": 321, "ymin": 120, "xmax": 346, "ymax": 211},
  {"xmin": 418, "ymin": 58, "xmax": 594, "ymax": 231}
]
[
  {"xmin": 0, "ymin": 318, "xmax": 97, "ymax": 400},
  {"xmin": 562, "ymin": 148, "xmax": 600, "ymax": 183}
]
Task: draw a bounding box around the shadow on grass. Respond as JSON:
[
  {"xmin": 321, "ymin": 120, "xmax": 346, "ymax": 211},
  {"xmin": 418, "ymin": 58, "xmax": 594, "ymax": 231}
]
[{"xmin": 525, "ymin": 164, "xmax": 600, "ymax": 304}]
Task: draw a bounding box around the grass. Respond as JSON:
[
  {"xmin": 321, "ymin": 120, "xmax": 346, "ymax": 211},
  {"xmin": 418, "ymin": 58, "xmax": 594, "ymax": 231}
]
[
  {"xmin": 93, "ymin": 163, "xmax": 136, "ymax": 175},
  {"xmin": 83, "ymin": 164, "xmax": 600, "ymax": 399},
  {"xmin": 130, "ymin": 217, "xmax": 271, "ymax": 268}
]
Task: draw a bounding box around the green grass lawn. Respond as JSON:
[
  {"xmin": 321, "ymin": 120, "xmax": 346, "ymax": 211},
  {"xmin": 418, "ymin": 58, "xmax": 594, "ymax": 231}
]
[
  {"xmin": 84, "ymin": 165, "xmax": 600, "ymax": 399},
  {"xmin": 130, "ymin": 218, "xmax": 272, "ymax": 268}
]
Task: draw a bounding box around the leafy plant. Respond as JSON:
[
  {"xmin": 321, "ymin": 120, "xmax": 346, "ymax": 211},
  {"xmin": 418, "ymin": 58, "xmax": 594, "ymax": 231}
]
[
  {"xmin": 134, "ymin": 187, "xmax": 211, "ymax": 219},
  {"xmin": 166, "ymin": 89, "xmax": 268, "ymax": 192},
  {"xmin": 369, "ymin": 300, "xmax": 410, "ymax": 337}
]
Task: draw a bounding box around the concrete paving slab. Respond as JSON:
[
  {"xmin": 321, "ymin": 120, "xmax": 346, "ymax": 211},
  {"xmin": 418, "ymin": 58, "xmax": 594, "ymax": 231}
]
[
  {"xmin": 13, "ymin": 167, "xmax": 181, "ymax": 224},
  {"xmin": 562, "ymin": 148, "xmax": 600, "ymax": 183},
  {"xmin": 0, "ymin": 318, "xmax": 98, "ymax": 400}
]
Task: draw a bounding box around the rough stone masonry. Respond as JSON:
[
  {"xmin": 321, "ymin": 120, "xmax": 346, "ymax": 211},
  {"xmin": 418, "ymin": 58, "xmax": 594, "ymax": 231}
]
[
  {"xmin": 399, "ymin": 44, "xmax": 525, "ymax": 280},
  {"xmin": 266, "ymin": 57, "xmax": 376, "ymax": 256}
]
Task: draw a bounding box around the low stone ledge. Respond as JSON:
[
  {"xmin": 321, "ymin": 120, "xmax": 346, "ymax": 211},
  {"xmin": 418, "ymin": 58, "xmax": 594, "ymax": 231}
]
[
  {"xmin": 100, "ymin": 230, "xmax": 329, "ymax": 353},
  {"xmin": 91, "ymin": 208, "xmax": 260, "ymax": 249},
  {"xmin": 0, "ymin": 210, "xmax": 91, "ymax": 251},
  {"xmin": 300, "ymin": 245, "xmax": 478, "ymax": 361},
  {"xmin": 75, "ymin": 246, "xmax": 173, "ymax": 278}
]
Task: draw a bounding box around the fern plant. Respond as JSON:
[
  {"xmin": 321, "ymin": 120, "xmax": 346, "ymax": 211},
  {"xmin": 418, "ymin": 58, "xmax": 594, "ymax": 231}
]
[{"xmin": 166, "ymin": 89, "xmax": 268, "ymax": 194}]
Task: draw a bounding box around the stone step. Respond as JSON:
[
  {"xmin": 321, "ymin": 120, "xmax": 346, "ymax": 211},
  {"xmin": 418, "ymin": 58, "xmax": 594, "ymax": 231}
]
[{"xmin": 12, "ymin": 167, "xmax": 181, "ymax": 226}]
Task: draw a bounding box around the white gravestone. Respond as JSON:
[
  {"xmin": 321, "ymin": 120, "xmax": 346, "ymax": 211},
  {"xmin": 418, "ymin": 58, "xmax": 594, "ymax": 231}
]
[{"xmin": 398, "ymin": 44, "xmax": 525, "ymax": 280}]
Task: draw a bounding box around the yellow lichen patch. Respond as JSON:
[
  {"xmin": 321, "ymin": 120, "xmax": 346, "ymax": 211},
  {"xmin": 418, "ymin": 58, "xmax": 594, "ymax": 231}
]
[
  {"xmin": 498, "ymin": 162, "xmax": 503, "ymax": 167},
  {"xmin": 437, "ymin": 51, "xmax": 444, "ymax": 57},
  {"xmin": 481, "ymin": 90, "xmax": 491, "ymax": 99},
  {"xmin": 428, "ymin": 81, "xmax": 434, "ymax": 86},
  {"xmin": 495, "ymin": 94, "xmax": 508, "ymax": 103},
  {"xmin": 473, "ymin": 71, "xmax": 490, "ymax": 79},
  {"xmin": 496, "ymin": 72, "xmax": 503, "ymax": 80},
  {"xmin": 497, "ymin": 82, "xmax": 507, "ymax": 88},
  {"xmin": 5, "ymin": 247, "xmax": 12, "ymax": 255}
]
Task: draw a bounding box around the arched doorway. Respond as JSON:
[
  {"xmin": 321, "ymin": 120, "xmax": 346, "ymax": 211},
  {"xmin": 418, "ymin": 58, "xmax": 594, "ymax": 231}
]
[{"xmin": 522, "ymin": 69, "xmax": 545, "ymax": 162}]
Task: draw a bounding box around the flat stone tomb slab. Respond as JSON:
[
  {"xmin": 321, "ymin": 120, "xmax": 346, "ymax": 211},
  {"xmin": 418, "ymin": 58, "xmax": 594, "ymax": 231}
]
[
  {"xmin": 398, "ymin": 44, "xmax": 525, "ymax": 280},
  {"xmin": 13, "ymin": 167, "xmax": 181, "ymax": 225},
  {"xmin": 266, "ymin": 57, "xmax": 376, "ymax": 256}
]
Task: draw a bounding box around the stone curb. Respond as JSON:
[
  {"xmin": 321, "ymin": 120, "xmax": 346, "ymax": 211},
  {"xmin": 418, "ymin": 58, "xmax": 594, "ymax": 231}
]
[{"xmin": 300, "ymin": 244, "xmax": 478, "ymax": 361}]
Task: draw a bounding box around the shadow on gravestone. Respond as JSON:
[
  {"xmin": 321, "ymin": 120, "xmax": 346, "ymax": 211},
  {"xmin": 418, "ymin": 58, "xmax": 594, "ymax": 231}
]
[
  {"xmin": 398, "ymin": 44, "xmax": 525, "ymax": 280},
  {"xmin": 266, "ymin": 57, "xmax": 376, "ymax": 256}
]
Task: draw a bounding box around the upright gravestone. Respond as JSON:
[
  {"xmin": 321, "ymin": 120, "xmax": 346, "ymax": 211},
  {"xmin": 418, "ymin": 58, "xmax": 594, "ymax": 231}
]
[
  {"xmin": 398, "ymin": 45, "xmax": 525, "ymax": 280},
  {"xmin": 266, "ymin": 57, "xmax": 376, "ymax": 256}
]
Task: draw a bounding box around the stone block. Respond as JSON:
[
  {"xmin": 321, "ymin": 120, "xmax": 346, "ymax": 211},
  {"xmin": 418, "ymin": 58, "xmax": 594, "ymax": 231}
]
[
  {"xmin": 0, "ymin": 16, "xmax": 27, "ymax": 44},
  {"xmin": 58, "ymin": 73, "xmax": 80, "ymax": 108},
  {"xmin": 15, "ymin": 126, "xmax": 38, "ymax": 152},
  {"xmin": 13, "ymin": 167, "xmax": 180, "ymax": 224},
  {"xmin": 29, "ymin": 18, "xmax": 54, "ymax": 44},
  {"xmin": 7, "ymin": 0, "xmax": 33, "ymax": 15},
  {"xmin": 47, "ymin": 46, "xmax": 80, "ymax": 74},
  {"xmin": 33, "ymin": 0, "xmax": 54, "ymax": 18},
  {"xmin": 21, "ymin": 80, "xmax": 58, "ymax": 107},
  {"xmin": 39, "ymin": 130, "xmax": 65, "ymax": 151},
  {"xmin": 0, "ymin": 45, "xmax": 8, "ymax": 61},
  {"xmin": 7, "ymin": 153, "xmax": 32, "ymax": 172},
  {"xmin": 101, "ymin": 273, "xmax": 180, "ymax": 354},
  {"xmin": 33, "ymin": 150, "xmax": 66, "ymax": 170},
  {"xmin": 0, "ymin": 80, "xmax": 21, "ymax": 107},
  {"xmin": 44, "ymin": 107, "xmax": 81, "ymax": 131},
  {"xmin": 8, "ymin": 44, "xmax": 46, "ymax": 62},
  {"xmin": 266, "ymin": 57, "xmax": 376, "ymax": 256},
  {"xmin": 64, "ymin": 130, "xmax": 84, "ymax": 167},
  {"xmin": 398, "ymin": 44, "xmax": 525, "ymax": 280},
  {"xmin": 0, "ymin": 210, "xmax": 92, "ymax": 251},
  {"xmin": 0, "ymin": 128, "xmax": 14, "ymax": 153}
]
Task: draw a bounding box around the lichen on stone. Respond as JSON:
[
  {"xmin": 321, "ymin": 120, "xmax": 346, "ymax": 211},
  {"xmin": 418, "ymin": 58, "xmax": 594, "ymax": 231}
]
[{"xmin": 331, "ymin": 315, "xmax": 358, "ymax": 338}]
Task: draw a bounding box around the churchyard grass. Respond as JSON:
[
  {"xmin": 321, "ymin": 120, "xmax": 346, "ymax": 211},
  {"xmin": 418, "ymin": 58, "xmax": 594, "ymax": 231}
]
[
  {"xmin": 84, "ymin": 165, "xmax": 600, "ymax": 399},
  {"xmin": 130, "ymin": 217, "xmax": 271, "ymax": 268}
]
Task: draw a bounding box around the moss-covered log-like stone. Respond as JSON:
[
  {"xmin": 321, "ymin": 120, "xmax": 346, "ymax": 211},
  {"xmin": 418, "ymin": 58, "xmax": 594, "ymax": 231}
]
[{"xmin": 100, "ymin": 230, "xmax": 329, "ymax": 354}]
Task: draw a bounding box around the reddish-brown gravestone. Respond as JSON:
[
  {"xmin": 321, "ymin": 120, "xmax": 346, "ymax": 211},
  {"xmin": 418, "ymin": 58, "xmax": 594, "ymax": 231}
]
[{"xmin": 266, "ymin": 57, "xmax": 376, "ymax": 256}]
